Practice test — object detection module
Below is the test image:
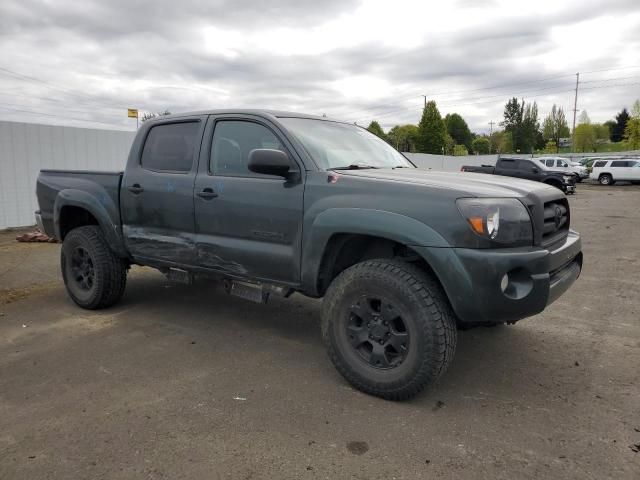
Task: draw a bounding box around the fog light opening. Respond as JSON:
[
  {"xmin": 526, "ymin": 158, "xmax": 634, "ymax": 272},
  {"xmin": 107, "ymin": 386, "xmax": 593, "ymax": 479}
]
[{"xmin": 500, "ymin": 273, "xmax": 509, "ymax": 293}]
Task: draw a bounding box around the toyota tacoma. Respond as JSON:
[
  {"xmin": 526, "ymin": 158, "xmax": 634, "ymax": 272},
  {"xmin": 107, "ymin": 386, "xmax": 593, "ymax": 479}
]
[{"xmin": 35, "ymin": 110, "xmax": 583, "ymax": 400}]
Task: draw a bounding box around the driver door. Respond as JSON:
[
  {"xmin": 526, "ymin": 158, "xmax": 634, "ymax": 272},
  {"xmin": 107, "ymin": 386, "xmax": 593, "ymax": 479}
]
[{"xmin": 193, "ymin": 116, "xmax": 305, "ymax": 284}]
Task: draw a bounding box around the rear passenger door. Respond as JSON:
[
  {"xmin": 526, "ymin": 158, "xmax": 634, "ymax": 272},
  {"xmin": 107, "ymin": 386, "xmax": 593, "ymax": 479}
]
[
  {"xmin": 518, "ymin": 160, "xmax": 540, "ymax": 180},
  {"xmin": 121, "ymin": 116, "xmax": 206, "ymax": 265},
  {"xmin": 193, "ymin": 116, "xmax": 305, "ymax": 284},
  {"xmin": 611, "ymin": 160, "xmax": 633, "ymax": 180}
]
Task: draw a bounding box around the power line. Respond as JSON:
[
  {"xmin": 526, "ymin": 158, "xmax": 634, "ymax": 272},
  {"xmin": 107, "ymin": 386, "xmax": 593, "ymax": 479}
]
[
  {"xmin": 340, "ymin": 67, "xmax": 640, "ymax": 119},
  {"xmin": 0, "ymin": 105, "xmax": 129, "ymax": 128},
  {"xmin": 352, "ymin": 81, "xmax": 640, "ymax": 123},
  {"xmin": 0, "ymin": 66, "xmax": 121, "ymax": 110}
]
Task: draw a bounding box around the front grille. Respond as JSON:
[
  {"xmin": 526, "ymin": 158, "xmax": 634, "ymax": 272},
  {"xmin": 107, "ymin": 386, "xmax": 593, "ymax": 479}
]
[{"xmin": 541, "ymin": 199, "xmax": 569, "ymax": 245}]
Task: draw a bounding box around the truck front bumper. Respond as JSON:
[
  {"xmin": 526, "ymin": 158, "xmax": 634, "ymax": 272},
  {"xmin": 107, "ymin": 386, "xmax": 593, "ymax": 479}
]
[{"xmin": 414, "ymin": 230, "xmax": 582, "ymax": 325}]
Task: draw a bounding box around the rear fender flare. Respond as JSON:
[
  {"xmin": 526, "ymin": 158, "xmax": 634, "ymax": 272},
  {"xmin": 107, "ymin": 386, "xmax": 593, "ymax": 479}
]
[{"xmin": 54, "ymin": 189, "xmax": 127, "ymax": 257}]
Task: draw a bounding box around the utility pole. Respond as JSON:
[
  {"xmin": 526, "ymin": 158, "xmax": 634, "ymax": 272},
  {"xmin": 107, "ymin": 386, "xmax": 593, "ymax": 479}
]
[
  {"xmin": 488, "ymin": 120, "xmax": 495, "ymax": 153},
  {"xmin": 421, "ymin": 95, "xmax": 427, "ymax": 109},
  {"xmin": 571, "ymin": 72, "xmax": 579, "ymax": 152}
]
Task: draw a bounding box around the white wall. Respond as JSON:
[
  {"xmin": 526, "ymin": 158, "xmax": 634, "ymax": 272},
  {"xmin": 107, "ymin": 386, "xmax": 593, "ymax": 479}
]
[
  {"xmin": 0, "ymin": 121, "xmax": 135, "ymax": 229},
  {"xmin": 405, "ymin": 153, "xmax": 498, "ymax": 171}
]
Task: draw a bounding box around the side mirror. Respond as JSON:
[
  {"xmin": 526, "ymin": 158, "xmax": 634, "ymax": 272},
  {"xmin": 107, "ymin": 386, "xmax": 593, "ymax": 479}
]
[
  {"xmin": 248, "ymin": 149, "xmax": 296, "ymax": 178},
  {"xmin": 532, "ymin": 167, "xmax": 539, "ymax": 173}
]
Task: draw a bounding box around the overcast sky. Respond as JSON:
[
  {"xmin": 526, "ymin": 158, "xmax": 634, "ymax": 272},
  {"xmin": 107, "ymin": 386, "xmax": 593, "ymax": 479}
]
[{"xmin": 1, "ymin": 0, "xmax": 639, "ymax": 133}]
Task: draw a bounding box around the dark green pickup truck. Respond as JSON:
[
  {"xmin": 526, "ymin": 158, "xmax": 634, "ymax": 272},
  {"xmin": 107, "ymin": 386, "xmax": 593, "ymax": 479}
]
[{"xmin": 36, "ymin": 110, "xmax": 583, "ymax": 400}]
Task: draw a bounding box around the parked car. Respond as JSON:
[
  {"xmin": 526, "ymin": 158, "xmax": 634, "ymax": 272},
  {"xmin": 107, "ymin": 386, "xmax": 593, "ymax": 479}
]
[
  {"xmin": 536, "ymin": 156, "xmax": 588, "ymax": 181},
  {"xmin": 35, "ymin": 109, "xmax": 583, "ymax": 400},
  {"xmin": 590, "ymin": 158, "xmax": 640, "ymax": 185},
  {"xmin": 461, "ymin": 156, "xmax": 576, "ymax": 194}
]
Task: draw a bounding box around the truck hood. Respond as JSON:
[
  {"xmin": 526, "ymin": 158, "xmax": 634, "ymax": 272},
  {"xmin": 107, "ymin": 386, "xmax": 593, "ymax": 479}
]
[{"xmin": 337, "ymin": 168, "xmax": 560, "ymax": 198}]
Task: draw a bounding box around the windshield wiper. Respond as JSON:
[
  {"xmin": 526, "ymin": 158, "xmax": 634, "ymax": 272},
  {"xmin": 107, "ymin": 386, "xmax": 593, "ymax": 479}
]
[
  {"xmin": 392, "ymin": 165, "xmax": 411, "ymax": 169},
  {"xmin": 331, "ymin": 164, "xmax": 380, "ymax": 170}
]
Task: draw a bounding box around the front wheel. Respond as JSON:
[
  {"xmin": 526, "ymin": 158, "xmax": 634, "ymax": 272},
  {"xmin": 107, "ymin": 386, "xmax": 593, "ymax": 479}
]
[
  {"xmin": 321, "ymin": 259, "xmax": 457, "ymax": 400},
  {"xmin": 61, "ymin": 226, "xmax": 127, "ymax": 309}
]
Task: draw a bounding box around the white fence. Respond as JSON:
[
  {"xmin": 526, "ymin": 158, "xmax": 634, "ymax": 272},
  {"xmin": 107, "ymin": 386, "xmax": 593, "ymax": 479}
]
[{"xmin": 0, "ymin": 121, "xmax": 135, "ymax": 229}]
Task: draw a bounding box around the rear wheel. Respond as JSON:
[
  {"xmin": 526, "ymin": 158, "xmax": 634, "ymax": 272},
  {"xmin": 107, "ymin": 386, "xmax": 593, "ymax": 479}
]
[
  {"xmin": 61, "ymin": 226, "xmax": 127, "ymax": 309},
  {"xmin": 322, "ymin": 259, "xmax": 456, "ymax": 400},
  {"xmin": 599, "ymin": 174, "xmax": 613, "ymax": 185}
]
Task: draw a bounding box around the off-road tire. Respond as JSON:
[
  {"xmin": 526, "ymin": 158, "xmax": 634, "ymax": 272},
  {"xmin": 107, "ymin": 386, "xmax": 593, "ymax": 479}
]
[
  {"xmin": 61, "ymin": 226, "xmax": 127, "ymax": 309},
  {"xmin": 321, "ymin": 259, "xmax": 457, "ymax": 400}
]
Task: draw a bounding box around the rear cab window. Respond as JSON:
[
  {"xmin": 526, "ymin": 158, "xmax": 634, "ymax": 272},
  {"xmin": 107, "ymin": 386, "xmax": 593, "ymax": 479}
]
[
  {"xmin": 141, "ymin": 121, "xmax": 201, "ymax": 172},
  {"xmin": 499, "ymin": 159, "xmax": 517, "ymax": 169}
]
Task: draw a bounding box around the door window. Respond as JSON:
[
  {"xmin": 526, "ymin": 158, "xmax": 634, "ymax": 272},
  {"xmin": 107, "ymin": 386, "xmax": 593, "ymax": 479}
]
[
  {"xmin": 210, "ymin": 121, "xmax": 285, "ymax": 177},
  {"xmin": 141, "ymin": 122, "xmax": 200, "ymax": 172},
  {"xmin": 545, "ymin": 159, "xmax": 554, "ymax": 167},
  {"xmin": 611, "ymin": 161, "xmax": 627, "ymax": 167}
]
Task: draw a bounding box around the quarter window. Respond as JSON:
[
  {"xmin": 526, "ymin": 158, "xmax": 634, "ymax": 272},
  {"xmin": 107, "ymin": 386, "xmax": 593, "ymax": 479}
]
[
  {"xmin": 141, "ymin": 122, "xmax": 200, "ymax": 172},
  {"xmin": 210, "ymin": 121, "xmax": 285, "ymax": 177}
]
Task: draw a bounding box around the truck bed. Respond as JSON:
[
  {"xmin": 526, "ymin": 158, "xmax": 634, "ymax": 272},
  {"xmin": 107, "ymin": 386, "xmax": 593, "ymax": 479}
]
[{"xmin": 36, "ymin": 170, "xmax": 123, "ymax": 240}]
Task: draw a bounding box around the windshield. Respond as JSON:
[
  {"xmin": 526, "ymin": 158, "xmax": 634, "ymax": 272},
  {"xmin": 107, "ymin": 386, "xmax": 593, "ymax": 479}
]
[{"xmin": 279, "ymin": 118, "xmax": 414, "ymax": 170}]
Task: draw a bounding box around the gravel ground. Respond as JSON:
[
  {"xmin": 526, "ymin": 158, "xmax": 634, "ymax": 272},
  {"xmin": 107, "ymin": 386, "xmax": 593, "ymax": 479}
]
[{"xmin": 1, "ymin": 183, "xmax": 639, "ymax": 480}]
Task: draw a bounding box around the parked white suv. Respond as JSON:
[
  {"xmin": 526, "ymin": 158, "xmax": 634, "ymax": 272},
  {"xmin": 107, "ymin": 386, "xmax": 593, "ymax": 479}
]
[
  {"xmin": 537, "ymin": 156, "xmax": 588, "ymax": 181},
  {"xmin": 590, "ymin": 159, "xmax": 640, "ymax": 185}
]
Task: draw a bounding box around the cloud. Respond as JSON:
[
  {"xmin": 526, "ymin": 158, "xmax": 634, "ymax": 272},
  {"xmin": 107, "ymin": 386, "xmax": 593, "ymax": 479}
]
[{"xmin": 0, "ymin": 0, "xmax": 639, "ymax": 132}]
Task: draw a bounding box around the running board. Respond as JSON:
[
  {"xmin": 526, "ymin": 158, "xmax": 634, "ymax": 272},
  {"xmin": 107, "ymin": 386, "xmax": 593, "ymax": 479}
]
[
  {"xmin": 224, "ymin": 280, "xmax": 293, "ymax": 304},
  {"xmin": 166, "ymin": 267, "xmax": 194, "ymax": 285}
]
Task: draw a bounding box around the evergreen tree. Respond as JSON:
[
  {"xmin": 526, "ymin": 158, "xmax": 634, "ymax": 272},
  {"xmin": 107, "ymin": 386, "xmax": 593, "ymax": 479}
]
[
  {"xmin": 444, "ymin": 113, "xmax": 472, "ymax": 152},
  {"xmin": 366, "ymin": 121, "xmax": 386, "ymax": 140},
  {"xmin": 417, "ymin": 101, "xmax": 447, "ymax": 154}
]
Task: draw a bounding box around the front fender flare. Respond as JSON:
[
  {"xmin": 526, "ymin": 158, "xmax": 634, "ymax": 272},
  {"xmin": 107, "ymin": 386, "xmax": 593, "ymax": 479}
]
[{"xmin": 301, "ymin": 208, "xmax": 449, "ymax": 295}]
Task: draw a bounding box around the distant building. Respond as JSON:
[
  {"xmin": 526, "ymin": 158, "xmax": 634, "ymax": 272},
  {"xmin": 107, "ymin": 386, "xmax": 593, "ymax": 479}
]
[{"xmin": 559, "ymin": 138, "xmax": 572, "ymax": 147}]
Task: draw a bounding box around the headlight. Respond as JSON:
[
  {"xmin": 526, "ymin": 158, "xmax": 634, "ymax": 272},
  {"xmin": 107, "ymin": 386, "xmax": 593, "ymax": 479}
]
[
  {"xmin": 563, "ymin": 175, "xmax": 573, "ymax": 182},
  {"xmin": 456, "ymin": 198, "xmax": 533, "ymax": 246}
]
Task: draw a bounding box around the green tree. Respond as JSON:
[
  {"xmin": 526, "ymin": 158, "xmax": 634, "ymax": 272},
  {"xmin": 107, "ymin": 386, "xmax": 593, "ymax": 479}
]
[
  {"xmin": 603, "ymin": 120, "xmax": 617, "ymax": 141},
  {"xmin": 499, "ymin": 131, "xmax": 514, "ymax": 153},
  {"xmin": 593, "ymin": 124, "xmax": 610, "ymax": 151},
  {"xmin": 416, "ymin": 100, "xmax": 447, "ymax": 154},
  {"xmin": 501, "ymin": 98, "xmax": 540, "ymax": 153},
  {"xmin": 453, "ymin": 144, "xmax": 468, "ymax": 156},
  {"xmin": 444, "ymin": 133, "xmax": 455, "ymax": 155},
  {"xmin": 543, "ymin": 140, "xmax": 557, "ymax": 153},
  {"xmin": 574, "ymin": 124, "xmax": 596, "ymax": 152},
  {"xmin": 623, "ymin": 100, "xmax": 640, "ymax": 149},
  {"xmin": 387, "ymin": 124, "xmax": 419, "ymax": 152},
  {"xmin": 542, "ymin": 104, "xmax": 570, "ymax": 152},
  {"xmin": 444, "ymin": 113, "xmax": 473, "ymax": 152},
  {"xmin": 612, "ymin": 108, "xmax": 630, "ymax": 142},
  {"xmin": 366, "ymin": 120, "xmax": 386, "ymax": 140},
  {"xmin": 471, "ymin": 136, "xmax": 490, "ymax": 154},
  {"xmin": 489, "ymin": 130, "xmax": 504, "ymax": 154}
]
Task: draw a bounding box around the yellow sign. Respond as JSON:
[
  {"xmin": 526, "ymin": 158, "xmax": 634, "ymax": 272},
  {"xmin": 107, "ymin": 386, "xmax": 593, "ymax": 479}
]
[{"xmin": 127, "ymin": 108, "xmax": 138, "ymax": 118}]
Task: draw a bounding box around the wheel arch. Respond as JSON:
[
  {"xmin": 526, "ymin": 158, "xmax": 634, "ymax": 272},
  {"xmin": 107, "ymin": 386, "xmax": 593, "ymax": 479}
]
[
  {"xmin": 54, "ymin": 189, "xmax": 127, "ymax": 257},
  {"xmin": 301, "ymin": 208, "xmax": 449, "ymax": 297}
]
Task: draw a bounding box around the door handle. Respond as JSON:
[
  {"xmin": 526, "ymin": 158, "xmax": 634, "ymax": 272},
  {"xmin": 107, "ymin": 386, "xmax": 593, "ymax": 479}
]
[
  {"xmin": 197, "ymin": 188, "xmax": 218, "ymax": 199},
  {"xmin": 128, "ymin": 184, "xmax": 144, "ymax": 194}
]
